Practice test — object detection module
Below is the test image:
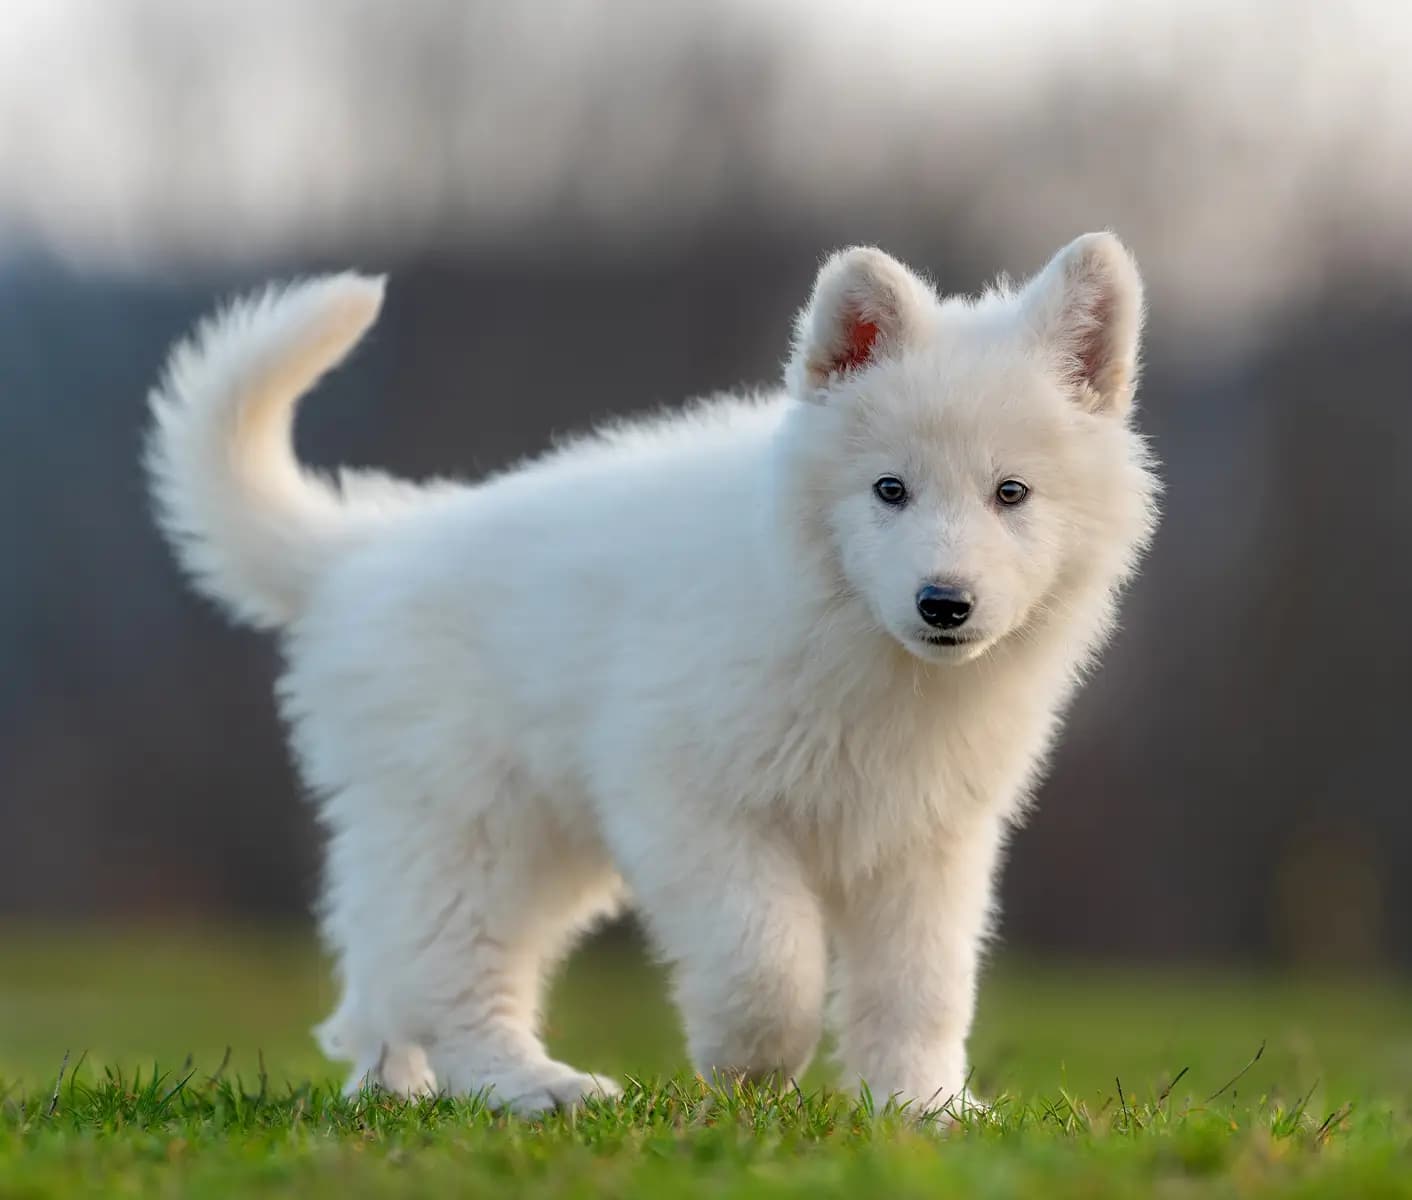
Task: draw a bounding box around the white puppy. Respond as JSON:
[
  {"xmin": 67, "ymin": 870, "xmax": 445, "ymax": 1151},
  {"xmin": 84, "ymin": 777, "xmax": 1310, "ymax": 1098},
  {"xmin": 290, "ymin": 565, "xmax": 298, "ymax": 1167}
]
[{"xmin": 146, "ymin": 234, "xmax": 1159, "ymax": 1115}]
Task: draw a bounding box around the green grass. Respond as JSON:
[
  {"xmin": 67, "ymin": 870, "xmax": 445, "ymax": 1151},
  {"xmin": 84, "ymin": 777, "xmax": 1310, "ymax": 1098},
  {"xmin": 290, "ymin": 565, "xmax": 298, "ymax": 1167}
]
[{"xmin": 1, "ymin": 926, "xmax": 1409, "ymax": 1197}]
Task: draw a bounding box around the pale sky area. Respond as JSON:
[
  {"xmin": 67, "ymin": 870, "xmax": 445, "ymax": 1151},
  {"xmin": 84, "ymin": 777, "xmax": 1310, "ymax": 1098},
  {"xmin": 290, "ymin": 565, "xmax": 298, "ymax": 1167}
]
[{"xmin": 1, "ymin": 0, "xmax": 1409, "ymax": 334}]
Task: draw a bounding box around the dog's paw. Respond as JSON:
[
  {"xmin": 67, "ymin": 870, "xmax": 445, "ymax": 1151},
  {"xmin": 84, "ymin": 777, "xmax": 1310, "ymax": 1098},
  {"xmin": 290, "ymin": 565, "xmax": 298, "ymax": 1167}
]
[
  {"xmin": 914, "ymin": 1087, "xmax": 989, "ymax": 1128},
  {"xmin": 344, "ymin": 1042, "xmax": 438, "ymax": 1099},
  {"xmin": 486, "ymin": 1064, "xmax": 622, "ymax": 1117},
  {"xmin": 868, "ymin": 1081, "xmax": 987, "ymax": 1127},
  {"xmin": 379, "ymin": 1044, "xmax": 439, "ymax": 1099}
]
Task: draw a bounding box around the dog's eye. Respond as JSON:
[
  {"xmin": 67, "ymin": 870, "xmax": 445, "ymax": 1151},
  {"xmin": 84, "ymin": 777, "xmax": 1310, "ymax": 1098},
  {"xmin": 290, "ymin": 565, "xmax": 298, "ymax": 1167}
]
[
  {"xmin": 996, "ymin": 479, "xmax": 1029, "ymax": 505},
  {"xmin": 873, "ymin": 475, "xmax": 908, "ymax": 506}
]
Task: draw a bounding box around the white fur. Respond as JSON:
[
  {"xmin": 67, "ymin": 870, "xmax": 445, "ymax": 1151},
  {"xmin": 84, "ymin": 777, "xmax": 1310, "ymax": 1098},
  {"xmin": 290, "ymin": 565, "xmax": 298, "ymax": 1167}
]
[{"xmin": 146, "ymin": 234, "xmax": 1159, "ymax": 1116}]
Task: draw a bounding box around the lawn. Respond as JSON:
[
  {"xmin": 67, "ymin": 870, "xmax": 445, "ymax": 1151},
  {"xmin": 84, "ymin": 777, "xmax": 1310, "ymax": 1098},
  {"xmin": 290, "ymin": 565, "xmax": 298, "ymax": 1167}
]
[{"xmin": 1, "ymin": 925, "xmax": 1409, "ymax": 1197}]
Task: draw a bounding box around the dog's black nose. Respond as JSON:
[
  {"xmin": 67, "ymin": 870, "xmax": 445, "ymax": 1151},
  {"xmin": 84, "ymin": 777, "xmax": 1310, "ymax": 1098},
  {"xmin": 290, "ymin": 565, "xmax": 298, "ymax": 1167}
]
[{"xmin": 916, "ymin": 584, "xmax": 973, "ymax": 630}]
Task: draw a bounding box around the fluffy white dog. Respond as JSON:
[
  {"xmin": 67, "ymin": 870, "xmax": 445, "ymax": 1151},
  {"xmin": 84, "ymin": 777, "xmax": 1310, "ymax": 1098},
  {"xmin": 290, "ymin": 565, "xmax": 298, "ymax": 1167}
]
[{"xmin": 146, "ymin": 234, "xmax": 1159, "ymax": 1116}]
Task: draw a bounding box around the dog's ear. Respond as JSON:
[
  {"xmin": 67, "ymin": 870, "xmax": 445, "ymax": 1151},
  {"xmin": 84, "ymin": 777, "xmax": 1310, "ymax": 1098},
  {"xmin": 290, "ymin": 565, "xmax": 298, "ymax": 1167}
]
[
  {"xmin": 787, "ymin": 247, "xmax": 935, "ymax": 399},
  {"xmin": 1020, "ymin": 232, "xmax": 1144, "ymax": 416}
]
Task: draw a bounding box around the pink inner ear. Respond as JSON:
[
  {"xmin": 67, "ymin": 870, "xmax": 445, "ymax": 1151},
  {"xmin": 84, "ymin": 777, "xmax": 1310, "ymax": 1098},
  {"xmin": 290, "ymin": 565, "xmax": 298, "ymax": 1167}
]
[
  {"xmin": 1075, "ymin": 292, "xmax": 1112, "ymax": 387},
  {"xmin": 836, "ymin": 318, "xmax": 880, "ymax": 373}
]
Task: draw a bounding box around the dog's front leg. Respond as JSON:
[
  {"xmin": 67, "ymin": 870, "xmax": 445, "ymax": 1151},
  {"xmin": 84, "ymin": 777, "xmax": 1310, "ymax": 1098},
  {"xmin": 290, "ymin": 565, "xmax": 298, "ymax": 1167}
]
[
  {"xmin": 612, "ymin": 809, "xmax": 828, "ymax": 1087},
  {"xmin": 832, "ymin": 812, "xmax": 1007, "ymax": 1118}
]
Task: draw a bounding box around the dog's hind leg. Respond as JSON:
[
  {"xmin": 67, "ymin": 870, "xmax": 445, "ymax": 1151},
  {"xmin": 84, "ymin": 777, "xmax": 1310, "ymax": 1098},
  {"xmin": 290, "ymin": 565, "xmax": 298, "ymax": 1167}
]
[{"xmin": 318, "ymin": 780, "xmax": 624, "ymax": 1115}]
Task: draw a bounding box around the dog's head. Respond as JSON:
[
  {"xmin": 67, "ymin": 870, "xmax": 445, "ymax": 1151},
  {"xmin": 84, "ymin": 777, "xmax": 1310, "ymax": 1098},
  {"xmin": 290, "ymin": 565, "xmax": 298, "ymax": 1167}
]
[{"xmin": 781, "ymin": 234, "xmax": 1159, "ymax": 665}]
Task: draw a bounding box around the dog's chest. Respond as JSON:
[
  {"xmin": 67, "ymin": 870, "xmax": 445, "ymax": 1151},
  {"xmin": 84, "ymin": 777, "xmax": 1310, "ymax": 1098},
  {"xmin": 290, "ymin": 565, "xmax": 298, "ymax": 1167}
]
[{"xmin": 741, "ymin": 678, "xmax": 1047, "ymax": 874}]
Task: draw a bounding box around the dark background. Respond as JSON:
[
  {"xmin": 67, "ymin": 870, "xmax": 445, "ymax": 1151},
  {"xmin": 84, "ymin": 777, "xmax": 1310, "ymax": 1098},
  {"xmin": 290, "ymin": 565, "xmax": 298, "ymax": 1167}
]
[{"xmin": 2, "ymin": 0, "xmax": 1409, "ymax": 967}]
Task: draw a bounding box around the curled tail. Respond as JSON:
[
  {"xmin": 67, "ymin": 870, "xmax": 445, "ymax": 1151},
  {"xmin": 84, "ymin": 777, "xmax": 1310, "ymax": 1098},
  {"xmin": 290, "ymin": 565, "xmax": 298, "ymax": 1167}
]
[{"xmin": 146, "ymin": 273, "xmax": 394, "ymax": 630}]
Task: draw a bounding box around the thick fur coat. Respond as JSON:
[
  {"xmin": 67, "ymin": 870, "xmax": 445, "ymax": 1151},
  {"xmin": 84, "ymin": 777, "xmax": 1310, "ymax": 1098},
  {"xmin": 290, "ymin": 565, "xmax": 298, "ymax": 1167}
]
[{"xmin": 146, "ymin": 234, "xmax": 1159, "ymax": 1115}]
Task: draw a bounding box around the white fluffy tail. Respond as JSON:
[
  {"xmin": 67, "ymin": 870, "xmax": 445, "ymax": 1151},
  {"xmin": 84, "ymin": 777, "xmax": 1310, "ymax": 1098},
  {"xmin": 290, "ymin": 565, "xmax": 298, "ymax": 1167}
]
[{"xmin": 146, "ymin": 274, "xmax": 389, "ymax": 630}]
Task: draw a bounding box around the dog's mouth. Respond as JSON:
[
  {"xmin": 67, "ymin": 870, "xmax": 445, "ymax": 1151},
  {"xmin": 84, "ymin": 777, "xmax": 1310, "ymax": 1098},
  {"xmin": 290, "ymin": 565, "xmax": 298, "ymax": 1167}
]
[{"xmin": 920, "ymin": 633, "xmax": 969, "ymax": 648}]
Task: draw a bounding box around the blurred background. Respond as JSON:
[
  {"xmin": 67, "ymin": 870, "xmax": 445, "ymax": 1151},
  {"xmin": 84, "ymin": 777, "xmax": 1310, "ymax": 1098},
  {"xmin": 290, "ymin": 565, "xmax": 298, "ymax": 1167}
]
[{"xmin": 1, "ymin": 0, "xmax": 1410, "ymax": 1090}]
